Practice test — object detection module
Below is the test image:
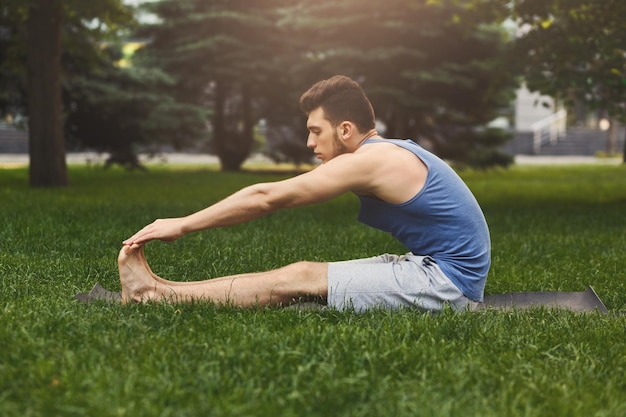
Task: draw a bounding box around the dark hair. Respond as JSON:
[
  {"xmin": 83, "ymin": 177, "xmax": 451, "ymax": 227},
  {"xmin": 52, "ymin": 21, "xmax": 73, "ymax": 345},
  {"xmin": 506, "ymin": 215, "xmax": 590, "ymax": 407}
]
[{"xmin": 300, "ymin": 75, "xmax": 376, "ymax": 132}]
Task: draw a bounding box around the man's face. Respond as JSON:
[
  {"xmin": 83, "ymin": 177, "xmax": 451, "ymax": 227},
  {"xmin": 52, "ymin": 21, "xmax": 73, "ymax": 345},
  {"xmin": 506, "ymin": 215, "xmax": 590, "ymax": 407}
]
[{"xmin": 306, "ymin": 107, "xmax": 347, "ymax": 163}]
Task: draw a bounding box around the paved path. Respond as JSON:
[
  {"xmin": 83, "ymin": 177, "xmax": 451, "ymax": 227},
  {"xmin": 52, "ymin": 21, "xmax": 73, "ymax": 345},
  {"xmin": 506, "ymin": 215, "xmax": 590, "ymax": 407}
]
[
  {"xmin": 513, "ymin": 155, "xmax": 623, "ymax": 165},
  {"xmin": 0, "ymin": 152, "xmax": 623, "ymax": 168},
  {"xmin": 0, "ymin": 152, "xmax": 224, "ymax": 168}
]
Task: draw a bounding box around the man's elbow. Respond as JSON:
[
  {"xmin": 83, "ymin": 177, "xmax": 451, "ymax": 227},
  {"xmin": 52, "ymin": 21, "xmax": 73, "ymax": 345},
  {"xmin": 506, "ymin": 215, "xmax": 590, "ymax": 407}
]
[{"xmin": 248, "ymin": 183, "xmax": 288, "ymax": 215}]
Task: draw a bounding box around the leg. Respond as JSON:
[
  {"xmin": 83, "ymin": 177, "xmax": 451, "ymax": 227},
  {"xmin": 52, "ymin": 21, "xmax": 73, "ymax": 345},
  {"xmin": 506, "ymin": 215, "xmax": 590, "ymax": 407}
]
[
  {"xmin": 327, "ymin": 253, "xmax": 471, "ymax": 312},
  {"xmin": 118, "ymin": 245, "xmax": 328, "ymax": 306}
]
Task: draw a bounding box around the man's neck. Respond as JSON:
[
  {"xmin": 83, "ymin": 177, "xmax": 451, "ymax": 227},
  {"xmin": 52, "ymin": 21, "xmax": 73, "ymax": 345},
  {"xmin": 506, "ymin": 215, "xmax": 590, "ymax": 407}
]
[{"xmin": 356, "ymin": 129, "xmax": 380, "ymax": 147}]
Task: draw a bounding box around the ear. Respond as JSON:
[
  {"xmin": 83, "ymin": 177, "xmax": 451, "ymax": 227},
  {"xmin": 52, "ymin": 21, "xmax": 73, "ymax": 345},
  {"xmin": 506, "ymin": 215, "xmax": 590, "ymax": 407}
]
[{"xmin": 339, "ymin": 121, "xmax": 354, "ymax": 140}]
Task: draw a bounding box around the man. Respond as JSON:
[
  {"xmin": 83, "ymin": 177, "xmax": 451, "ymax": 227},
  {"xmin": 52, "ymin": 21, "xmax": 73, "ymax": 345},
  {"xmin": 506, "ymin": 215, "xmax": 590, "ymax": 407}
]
[{"xmin": 120, "ymin": 75, "xmax": 490, "ymax": 312}]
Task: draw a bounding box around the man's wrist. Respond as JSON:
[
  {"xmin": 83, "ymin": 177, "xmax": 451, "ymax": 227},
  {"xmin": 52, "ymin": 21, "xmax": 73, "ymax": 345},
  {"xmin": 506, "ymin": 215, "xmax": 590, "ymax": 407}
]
[{"xmin": 179, "ymin": 216, "xmax": 197, "ymax": 236}]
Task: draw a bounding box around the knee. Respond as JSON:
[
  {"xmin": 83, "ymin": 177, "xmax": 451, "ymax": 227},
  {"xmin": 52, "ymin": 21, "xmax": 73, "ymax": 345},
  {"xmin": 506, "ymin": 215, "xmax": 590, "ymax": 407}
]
[
  {"xmin": 289, "ymin": 261, "xmax": 325, "ymax": 279},
  {"xmin": 283, "ymin": 261, "xmax": 328, "ymax": 296}
]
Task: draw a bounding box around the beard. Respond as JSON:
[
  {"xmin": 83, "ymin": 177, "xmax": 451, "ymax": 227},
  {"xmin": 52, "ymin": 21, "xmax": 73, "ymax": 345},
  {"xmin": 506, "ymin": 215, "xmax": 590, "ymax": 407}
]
[{"xmin": 333, "ymin": 130, "xmax": 348, "ymax": 156}]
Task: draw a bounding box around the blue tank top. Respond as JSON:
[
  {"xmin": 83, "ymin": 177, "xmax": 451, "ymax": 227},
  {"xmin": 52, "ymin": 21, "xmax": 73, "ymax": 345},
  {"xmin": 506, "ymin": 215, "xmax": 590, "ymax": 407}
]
[{"xmin": 357, "ymin": 139, "xmax": 490, "ymax": 301}]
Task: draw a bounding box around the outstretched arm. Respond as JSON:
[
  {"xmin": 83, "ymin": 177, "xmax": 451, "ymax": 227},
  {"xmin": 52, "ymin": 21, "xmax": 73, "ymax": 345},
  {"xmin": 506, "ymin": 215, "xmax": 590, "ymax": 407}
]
[
  {"xmin": 122, "ymin": 152, "xmax": 378, "ymax": 248},
  {"xmin": 122, "ymin": 184, "xmax": 279, "ymax": 247}
]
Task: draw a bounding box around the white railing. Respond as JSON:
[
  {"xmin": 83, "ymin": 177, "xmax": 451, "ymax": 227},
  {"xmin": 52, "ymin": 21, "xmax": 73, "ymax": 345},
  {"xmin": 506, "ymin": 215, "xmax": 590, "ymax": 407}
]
[{"xmin": 531, "ymin": 109, "xmax": 567, "ymax": 154}]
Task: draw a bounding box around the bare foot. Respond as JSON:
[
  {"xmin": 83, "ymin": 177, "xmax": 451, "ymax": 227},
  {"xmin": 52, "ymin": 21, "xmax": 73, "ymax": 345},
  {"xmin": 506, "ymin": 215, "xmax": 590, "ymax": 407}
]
[
  {"xmin": 118, "ymin": 245, "xmax": 167, "ymax": 303},
  {"xmin": 133, "ymin": 245, "xmax": 169, "ymax": 284}
]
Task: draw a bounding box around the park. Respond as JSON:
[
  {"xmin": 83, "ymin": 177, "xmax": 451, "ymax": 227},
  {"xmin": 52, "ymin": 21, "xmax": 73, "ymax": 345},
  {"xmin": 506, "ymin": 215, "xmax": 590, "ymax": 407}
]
[
  {"xmin": 1, "ymin": 1, "xmax": 626, "ymax": 416},
  {"xmin": 1, "ymin": 162, "xmax": 625, "ymax": 416}
]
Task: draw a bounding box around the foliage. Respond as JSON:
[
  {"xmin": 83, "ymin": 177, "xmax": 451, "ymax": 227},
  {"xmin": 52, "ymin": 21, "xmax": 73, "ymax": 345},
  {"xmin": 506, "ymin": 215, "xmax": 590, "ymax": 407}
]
[
  {"xmin": 136, "ymin": 0, "xmax": 518, "ymax": 170},
  {"xmin": 0, "ymin": 0, "xmax": 135, "ymax": 118},
  {"xmin": 1, "ymin": 164, "xmax": 625, "ymax": 416},
  {"xmin": 136, "ymin": 0, "xmax": 300, "ymax": 171},
  {"xmin": 1, "ymin": 0, "xmax": 520, "ymax": 171},
  {"xmin": 511, "ymin": 0, "xmax": 626, "ymax": 121},
  {"xmin": 261, "ymin": 123, "xmax": 314, "ymax": 167},
  {"xmin": 280, "ymin": 0, "xmax": 518, "ymax": 168},
  {"xmin": 0, "ymin": 0, "xmax": 138, "ymax": 185},
  {"xmin": 0, "ymin": 1, "xmax": 27, "ymax": 121},
  {"xmin": 64, "ymin": 45, "xmax": 210, "ymax": 168},
  {"xmin": 1, "ymin": 0, "xmax": 209, "ymax": 170}
]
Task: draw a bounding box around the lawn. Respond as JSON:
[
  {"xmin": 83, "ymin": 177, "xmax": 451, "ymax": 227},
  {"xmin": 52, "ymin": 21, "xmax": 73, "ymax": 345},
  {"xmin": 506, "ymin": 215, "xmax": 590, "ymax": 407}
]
[{"xmin": 1, "ymin": 163, "xmax": 625, "ymax": 417}]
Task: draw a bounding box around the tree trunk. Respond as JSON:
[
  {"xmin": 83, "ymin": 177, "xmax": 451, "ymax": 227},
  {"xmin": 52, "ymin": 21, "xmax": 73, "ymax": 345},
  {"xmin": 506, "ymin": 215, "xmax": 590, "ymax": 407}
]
[
  {"xmin": 27, "ymin": 0, "xmax": 67, "ymax": 187},
  {"xmin": 623, "ymin": 125, "xmax": 626, "ymax": 164},
  {"xmin": 213, "ymin": 80, "xmax": 253, "ymax": 171}
]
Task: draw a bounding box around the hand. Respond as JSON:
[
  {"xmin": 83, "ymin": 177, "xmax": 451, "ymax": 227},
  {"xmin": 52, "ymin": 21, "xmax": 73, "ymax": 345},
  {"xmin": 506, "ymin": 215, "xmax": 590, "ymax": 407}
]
[{"xmin": 123, "ymin": 218, "xmax": 186, "ymax": 248}]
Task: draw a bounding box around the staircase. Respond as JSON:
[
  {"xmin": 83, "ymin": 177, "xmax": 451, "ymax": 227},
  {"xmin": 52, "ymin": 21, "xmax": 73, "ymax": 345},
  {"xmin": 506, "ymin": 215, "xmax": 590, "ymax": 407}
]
[
  {"xmin": 530, "ymin": 109, "xmax": 567, "ymax": 154},
  {"xmin": 0, "ymin": 123, "xmax": 29, "ymax": 153},
  {"xmin": 538, "ymin": 127, "xmax": 624, "ymax": 156},
  {"xmin": 502, "ymin": 109, "xmax": 624, "ymax": 156}
]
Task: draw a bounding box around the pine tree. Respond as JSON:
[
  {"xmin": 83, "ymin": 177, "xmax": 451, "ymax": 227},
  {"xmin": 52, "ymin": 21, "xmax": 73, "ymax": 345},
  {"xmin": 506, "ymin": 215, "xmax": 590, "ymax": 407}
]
[
  {"xmin": 289, "ymin": 0, "xmax": 517, "ymax": 168},
  {"xmin": 137, "ymin": 0, "xmax": 296, "ymax": 171},
  {"xmin": 0, "ymin": 0, "xmax": 135, "ymax": 186}
]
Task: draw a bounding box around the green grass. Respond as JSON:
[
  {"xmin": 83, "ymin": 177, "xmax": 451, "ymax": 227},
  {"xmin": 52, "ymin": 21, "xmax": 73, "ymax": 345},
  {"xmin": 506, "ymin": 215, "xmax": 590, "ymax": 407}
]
[{"xmin": 1, "ymin": 163, "xmax": 625, "ymax": 417}]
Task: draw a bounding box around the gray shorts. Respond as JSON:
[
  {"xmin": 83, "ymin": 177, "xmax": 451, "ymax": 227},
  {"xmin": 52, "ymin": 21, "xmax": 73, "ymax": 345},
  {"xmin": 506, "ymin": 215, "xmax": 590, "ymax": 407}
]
[{"xmin": 327, "ymin": 253, "xmax": 475, "ymax": 312}]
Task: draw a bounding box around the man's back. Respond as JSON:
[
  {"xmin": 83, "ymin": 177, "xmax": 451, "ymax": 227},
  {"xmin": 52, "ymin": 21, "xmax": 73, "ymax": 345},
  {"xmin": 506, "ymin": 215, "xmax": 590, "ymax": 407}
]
[{"xmin": 355, "ymin": 139, "xmax": 491, "ymax": 302}]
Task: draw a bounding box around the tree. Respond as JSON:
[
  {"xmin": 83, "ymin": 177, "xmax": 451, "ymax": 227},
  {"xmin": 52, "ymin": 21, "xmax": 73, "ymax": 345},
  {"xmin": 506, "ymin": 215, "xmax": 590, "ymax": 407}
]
[
  {"xmin": 26, "ymin": 0, "xmax": 66, "ymax": 186},
  {"xmin": 53, "ymin": 5, "xmax": 206, "ymax": 169},
  {"xmin": 64, "ymin": 44, "xmax": 209, "ymax": 169},
  {"xmin": 0, "ymin": 0, "xmax": 135, "ymax": 186},
  {"xmin": 138, "ymin": 0, "xmax": 518, "ymax": 169},
  {"xmin": 512, "ymin": 0, "xmax": 626, "ymax": 162},
  {"xmin": 0, "ymin": 0, "xmax": 68, "ymax": 186},
  {"xmin": 137, "ymin": 0, "xmax": 297, "ymax": 171},
  {"xmin": 285, "ymin": 0, "xmax": 518, "ymax": 168}
]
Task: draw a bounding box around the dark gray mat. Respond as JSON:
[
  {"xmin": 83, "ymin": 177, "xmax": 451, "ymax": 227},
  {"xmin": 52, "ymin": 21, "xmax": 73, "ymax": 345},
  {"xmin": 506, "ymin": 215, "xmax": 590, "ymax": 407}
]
[
  {"xmin": 75, "ymin": 283, "xmax": 122, "ymax": 303},
  {"xmin": 75, "ymin": 284, "xmax": 609, "ymax": 314},
  {"xmin": 477, "ymin": 286, "xmax": 608, "ymax": 314}
]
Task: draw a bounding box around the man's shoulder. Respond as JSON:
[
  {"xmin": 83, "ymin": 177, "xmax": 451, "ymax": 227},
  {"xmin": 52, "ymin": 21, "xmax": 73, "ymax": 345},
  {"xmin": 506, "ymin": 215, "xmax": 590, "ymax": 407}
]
[
  {"xmin": 354, "ymin": 139, "xmax": 425, "ymax": 166},
  {"xmin": 323, "ymin": 141, "xmax": 404, "ymax": 174},
  {"xmin": 344, "ymin": 139, "xmax": 428, "ymax": 203},
  {"xmin": 353, "ymin": 139, "xmax": 409, "ymax": 158}
]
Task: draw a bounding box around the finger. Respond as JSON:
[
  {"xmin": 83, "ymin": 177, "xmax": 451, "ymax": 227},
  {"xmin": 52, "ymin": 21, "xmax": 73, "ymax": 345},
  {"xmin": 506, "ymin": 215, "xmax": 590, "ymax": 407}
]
[
  {"xmin": 124, "ymin": 234, "xmax": 149, "ymax": 246},
  {"xmin": 123, "ymin": 225, "xmax": 153, "ymax": 245},
  {"xmin": 123, "ymin": 232, "xmax": 148, "ymax": 246}
]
